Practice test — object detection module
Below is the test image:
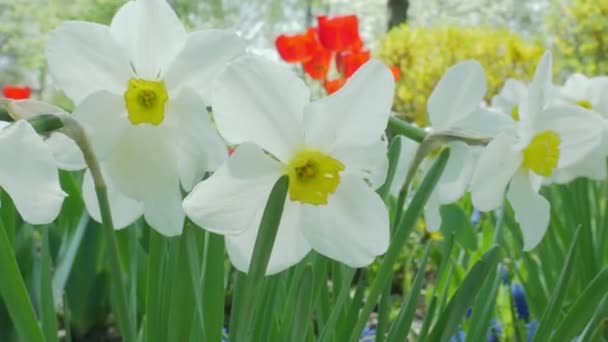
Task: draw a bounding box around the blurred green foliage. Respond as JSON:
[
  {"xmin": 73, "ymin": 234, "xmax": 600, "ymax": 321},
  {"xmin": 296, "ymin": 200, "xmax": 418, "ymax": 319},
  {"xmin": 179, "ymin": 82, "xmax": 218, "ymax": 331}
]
[{"xmin": 548, "ymin": 0, "xmax": 608, "ymax": 79}]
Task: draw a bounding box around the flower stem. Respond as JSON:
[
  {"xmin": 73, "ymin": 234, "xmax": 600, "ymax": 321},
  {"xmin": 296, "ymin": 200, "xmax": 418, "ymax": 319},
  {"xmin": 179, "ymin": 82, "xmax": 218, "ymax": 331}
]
[
  {"xmin": 61, "ymin": 118, "xmax": 137, "ymax": 342},
  {"xmin": 387, "ymin": 116, "xmax": 427, "ymax": 143}
]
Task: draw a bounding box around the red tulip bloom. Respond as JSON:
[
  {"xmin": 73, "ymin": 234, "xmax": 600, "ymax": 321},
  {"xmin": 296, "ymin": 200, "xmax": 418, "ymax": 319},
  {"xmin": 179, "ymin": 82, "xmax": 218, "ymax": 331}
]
[
  {"xmin": 390, "ymin": 65, "xmax": 401, "ymax": 81},
  {"xmin": 317, "ymin": 15, "xmax": 362, "ymax": 52},
  {"xmin": 275, "ymin": 28, "xmax": 319, "ymax": 63},
  {"xmin": 303, "ymin": 46, "xmax": 332, "ymax": 80},
  {"xmin": 323, "ymin": 78, "xmax": 345, "ymax": 95},
  {"xmin": 341, "ymin": 49, "xmax": 370, "ymax": 78},
  {"xmin": 2, "ymin": 85, "xmax": 31, "ymax": 100}
]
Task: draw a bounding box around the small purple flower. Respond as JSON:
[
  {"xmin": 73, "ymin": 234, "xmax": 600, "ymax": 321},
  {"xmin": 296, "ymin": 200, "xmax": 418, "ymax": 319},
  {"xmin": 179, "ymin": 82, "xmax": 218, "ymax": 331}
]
[
  {"xmin": 512, "ymin": 283, "xmax": 530, "ymax": 321},
  {"xmin": 360, "ymin": 326, "xmax": 376, "ymax": 341},
  {"xmin": 487, "ymin": 319, "xmax": 502, "ymax": 342}
]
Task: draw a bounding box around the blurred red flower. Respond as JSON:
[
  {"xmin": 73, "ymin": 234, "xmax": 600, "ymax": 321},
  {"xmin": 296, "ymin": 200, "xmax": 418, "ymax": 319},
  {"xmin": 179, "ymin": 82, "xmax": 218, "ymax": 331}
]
[
  {"xmin": 323, "ymin": 78, "xmax": 345, "ymax": 95},
  {"xmin": 390, "ymin": 65, "xmax": 401, "ymax": 81},
  {"xmin": 3, "ymin": 85, "xmax": 31, "ymax": 100},
  {"xmin": 303, "ymin": 46, "xmax": 332, "ymax": 80},
  {"xmin": 341, "ymin": 49, "xmax": 371, "ymax": 78},
  {"xmin": 275, "ymin": 28, "xmax": 320, "ymax": 63},
  {"xmin": 317, "ymin": 15, "xmax": 362, "ymax": 52}
]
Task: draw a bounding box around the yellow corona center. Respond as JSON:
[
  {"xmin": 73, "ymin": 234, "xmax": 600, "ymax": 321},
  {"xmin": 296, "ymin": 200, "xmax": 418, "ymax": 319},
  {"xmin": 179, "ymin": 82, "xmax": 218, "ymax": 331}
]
[
  {"xmin": 575, "ymin": 99, "xmax": 592, "ymax": 109},
  {"xmin": 511, "ymin": 105, "xmax": 520, "ymax": 121},
  {"xmin": 124, "ymin": 78, "xmax": 168, "ymax": 125},
  {"xmin": 522, "ymin": 130, "xmax": 560, "ymax": 177},
  {"xmin": 286, "ymin": 149, "xmax": 345, "ymax": 205},
  {"xmin": 428, "ymin": 231, "xmax": 444, "ymax": 241}
]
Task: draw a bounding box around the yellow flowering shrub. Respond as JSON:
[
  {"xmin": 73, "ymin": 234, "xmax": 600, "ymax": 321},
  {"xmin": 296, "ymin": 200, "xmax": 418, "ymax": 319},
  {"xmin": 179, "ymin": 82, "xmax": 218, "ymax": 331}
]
[
  {"xmin": 379, "ymin": 25, "xmax": 543, "ymax": 125},
  {"xmin": 548, "ymin": 0, "xmax": 608, "ymax": 78}
]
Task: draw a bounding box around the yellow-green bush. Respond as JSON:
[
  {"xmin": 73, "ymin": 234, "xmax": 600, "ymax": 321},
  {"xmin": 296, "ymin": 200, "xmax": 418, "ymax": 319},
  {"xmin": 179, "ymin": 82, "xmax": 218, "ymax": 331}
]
[
  {"xmin": 379, "ymin": 25, "xmax": 543, "ymax": 125},
  {"xmin": 548, "ymin": 0, "xmax": 608, "ymax": 78}
]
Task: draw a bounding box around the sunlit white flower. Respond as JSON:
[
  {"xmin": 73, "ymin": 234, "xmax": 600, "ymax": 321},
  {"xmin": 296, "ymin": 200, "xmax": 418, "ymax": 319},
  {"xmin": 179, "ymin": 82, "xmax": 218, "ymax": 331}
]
[
  {"xmin": 546, "ymin": 74, "xmax": 608, "ymax": 183},
  {"xmin": 46, "ymin": 0, "xmax": 245, "ymax": 235},
  {"xmin": 0, "ymin": 119, "xmax": 65, "ymax": 224},
  {"xmin": 553, "ymin": 73, "xmax": 608, "ymax": 115},
  {"xmin": 183, "ymin": 57, "xmax": 393, "ymax": 274},
  {"xmin": 470, "ymin": 52, "xmax": 604, "ymax": 250},
  {"xmin": 491, "ymin": 78, "xmax": 528, "ymax": 121},
  {"xmin": 421, "ymin": 61, "xmax": 512, "ymax": 231}
]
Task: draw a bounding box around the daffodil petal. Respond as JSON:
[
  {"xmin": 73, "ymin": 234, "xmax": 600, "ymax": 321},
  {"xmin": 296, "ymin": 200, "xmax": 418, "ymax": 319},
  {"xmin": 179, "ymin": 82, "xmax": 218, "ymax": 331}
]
[
  {"xmin": 428, "ymin": 60, "xmax": 486, "ymax": 129},
  {"xmin": 46, "ymin": 21, "xmax": 131, "ymax": 103},
  {"xmin": 331, "ymin": 138, "xmax": 388, "ymax": 189},
  {"xmin": 109, "ymin": 0, "xmax": 186, "ymax": 79},
  {"xmin": 104, "ymin": 124, "xmax": 179, "ymax": 201},
  {"xmin": 424, "ymin": 191, "xmax": 442, "ymax": 232},
  {"xmin": 535, "ymin": 105, "xmax": 603, "ymax": 167},
  {"xmin": 453, "ymin": 107, "xmax": 515, "ymax": 138},
  {"xmin": 143, "ymin": 190, "xmax": 185, "ymax": 236},
  {"xmin": 303, "ymin": 60, "xmax": 394, "ymax": 149},
  {"xmin": 73, "ymin": 91, "xmax": 129, "ymax": 160},
  {"xmin": 46, "ymin": 133, "xmax": 86, "ymax": 171},
  {"xmin": 82, "ymin": 169, "xmax": 143, "ymax": 229},
  {"xmin": 183, "ymin": 143, "xmax": 283, "ymax": 236},
  {"xmin": 520, "ymin": 51, "xmax": 552, "ymax": 122},
  {"xmin": 164, "ymin": 89, "xmax": 227, "ymax": 191},
  {"xmin": 491, "ymin": 78, "xmax": 527, "ymax": 115},
  {"xmin": 507, "ymin": 169, "xmax": 550, "ymax": 251},
  {"xmin": 390, "ymin": 136, "xmax": 419, "ymax": 197},
  {"xmin": 164, "ymin": 30, "xmax": 245, "ymax": 98},
  {"xmin": 301, "ymin": 176, "xmax": 389, "ymax": 268},
  {"xmin": 0, "ymin": 121, "xmax": 65, "ymax": 224},
  {"xmin": 211, "ymin": 55, "xmax": 308, "ymax": 162},
  {"xmin": 470, "ymin": 132, "xmax": 521, "ymax": 212},
  {"xmin": 436, "ymin": 141, "xmax": 474, "ymax": 204}
]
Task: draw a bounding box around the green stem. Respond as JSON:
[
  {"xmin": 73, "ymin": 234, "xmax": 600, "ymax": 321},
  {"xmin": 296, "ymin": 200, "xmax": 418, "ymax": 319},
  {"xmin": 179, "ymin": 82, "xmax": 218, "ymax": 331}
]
[
  {"xmin": 387, "ymin": 116, "xmax": 427, "ymax": 143},
  {"xmin": 61, "ymin": 118, "xmax": 136, "ymax": 342}
]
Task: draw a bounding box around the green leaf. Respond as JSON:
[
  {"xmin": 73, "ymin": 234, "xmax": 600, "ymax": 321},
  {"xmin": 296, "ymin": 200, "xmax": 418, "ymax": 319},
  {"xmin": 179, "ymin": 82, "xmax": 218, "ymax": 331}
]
[
  {"xmin": 377, "ymin": 136, "xmax": 402, "ymax": 200},
  {"xmin": 0, "ymin": 217, "xmax": 45, "ymax": 342},
  {"xmin": 387, "ymin": 242, "xmax": 433, "ymax": 341},
  {"xmin": 550, "ymin": 267, "xmax": 608, "ymax": 341},
  {"xmin": 289, "ymin": 266, "xmax": 314, "ymax": 342},
  {"xmin": 532, "ymin": 227, "xmax": 581, "ymax": 342},
  {"xmin": 427, "ymin": 246, "xmax": 500, "ymax": 342},
  {"xmin": 440, "ymin": 204, "xmax": 477, "ymax": 251},
  {"xmin": 41, "ymin": 228, "xmax": 59, "ymax": 342},
  {"xmin": 145, "ymin": 228, "xmax": 168, "ymax": 342},
  {"xmin": 201, "ymin": 232, "xmax": 225, "ymax": 342},
  {"xmin": 234, "ymin": 176, "xmax": 289, "ymax": 340},
  {"xmin": 348, "ymin": 149, "xmax": 451, "ymax": 342}
]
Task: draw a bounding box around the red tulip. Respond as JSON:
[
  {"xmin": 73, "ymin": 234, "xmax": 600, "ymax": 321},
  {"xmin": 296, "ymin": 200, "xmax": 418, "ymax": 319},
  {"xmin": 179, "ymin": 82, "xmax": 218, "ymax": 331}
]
[
  {"xmin": 390, "ymin": 65, "xmax": 401, "ymax": 81},
  {"xmin": 341, "ymin": 49, "xmax": 371, "ymax": 78},
  {"xmin": 275, "ymin": 28, "xmax": 319, "ymax": 63},
  {"xmin": 2, "ymin": 85, "xmax": 31, "ymax": 100},
  {"xmin": 323, "ymin": 78, "xmax": 345, "ymax": 95},
  {"xmin": 317, "ymin": 15, "xmax": 363, "ymax": 52},
  {"xmin": 303, "ymin": 46, "xmax": 332, "ymax": 80}
]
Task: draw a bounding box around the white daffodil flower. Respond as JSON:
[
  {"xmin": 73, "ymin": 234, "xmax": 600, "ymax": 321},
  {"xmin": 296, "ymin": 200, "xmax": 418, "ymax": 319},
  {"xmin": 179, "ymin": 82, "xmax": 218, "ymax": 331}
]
[
  {"xmin": 183, "ymin": 57, "xmax": 393, "ymax": 275},
  {"xmin": 470, "ymin": 51, "xmax": 604, "ymax": 250},
  {"xmin": 0, "ymin": 119, "xmax": 65, "ymax": 224},
  {"xmin": 491, "ymin": 78, "xmax": 528, "ymax": 121},
  {"xmin": 554, "ymin": 73, "xmax": 608, "ymax": 115},
  {"xmin": 422, "ymin": 61, "xmax": 513, "ymax": 232},
  {"xmin": 45, "ymin": 0, "xmax": 245, "ymax": 235},
  {"xmin": 546, "ymin": 74, "xmax": 608, "ymax": 183}
]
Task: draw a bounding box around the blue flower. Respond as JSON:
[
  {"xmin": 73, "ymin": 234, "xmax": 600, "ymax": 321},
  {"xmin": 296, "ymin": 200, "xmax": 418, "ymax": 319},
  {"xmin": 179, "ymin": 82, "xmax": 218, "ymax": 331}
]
[
  {"xmin": 526, "ymin": 320, "xmax": 538, "ymax": 341},
  {"xmin": 499, "ymin": 264, "xmax": 509, "ymax": 285},
  {"xmin": 449, "ymin": 330, "xmax": 466, "ymax": 342},
  {"xmin": 487, "ymin": 319, "xmax": 502, "ymax": 342},
  {"xmin": 470, "ymin": 209, "xmax": 482, "ymax": 225},
  {"xmin": 360, "ymin": 326, "xmax": 376, "ymax": 341},
  {"xmin": 512, "ymin": 283, "xmax": 529, "ymax": 321}
]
